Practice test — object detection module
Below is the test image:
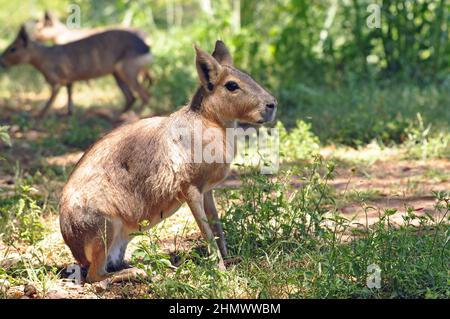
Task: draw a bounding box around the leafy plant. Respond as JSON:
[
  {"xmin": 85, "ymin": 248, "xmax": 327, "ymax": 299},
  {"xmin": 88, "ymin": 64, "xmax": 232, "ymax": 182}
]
[
  {"xmin": 277, "ymin": 120, "xmax": 320, "ymax": 162},
  {"xmin": 0, "ymin": 126, "xmax": 11, "ymax": 147},
  {"xmin": 131, "ymin": 225, "xmax": 229, "ymax": 298},
  {"xmin": 0, "ymin": 184, "xmax": 45, "ymax": 245}
]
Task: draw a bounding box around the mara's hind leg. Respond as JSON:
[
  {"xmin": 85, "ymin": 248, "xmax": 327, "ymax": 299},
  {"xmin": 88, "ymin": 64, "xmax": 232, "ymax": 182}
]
[
  {"xmin": 62, "ymin": 208, "xmax": 145, "ymax": 283},
  {"xmin": 116, "ymin": 59, "xmax": 150, "ymax": 112},
  {"xmin": 86, "ymin": 239, "xmax": 146, "ymax": 284},
  {"xmin": 106, "ymin": 226, "xmax": 131, "ymax": 272},
  {"xmin": 113, "ymin": 72, "xmax": 136, "ymax": 113},
  {"xmin": 84, "ymin": 216, "xmax": 116, "ymax": 283},
  {"xmin": 107, "ymin": 226, "xmax": 147, "ymax": 283},
  {"xmin": 84, "ymin": 218, "xmax": 123, "ymax": 283},
  {"xmin": 84, "ymin": 217, "xmax": 147, "ymax": 284},
  {"xmin": 85, "ymin": 238, "xmax": 109, "ymax": 283}
]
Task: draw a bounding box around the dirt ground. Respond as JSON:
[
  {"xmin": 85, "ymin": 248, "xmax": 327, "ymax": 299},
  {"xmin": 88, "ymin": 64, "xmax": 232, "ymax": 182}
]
[{"xmin": 330, "ymin": 158, "xmax": 449, "ymax": 224}]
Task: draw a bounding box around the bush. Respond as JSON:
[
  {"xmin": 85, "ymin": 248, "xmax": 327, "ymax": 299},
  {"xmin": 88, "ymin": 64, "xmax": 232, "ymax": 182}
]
[
  {"xmin": 220, "ymin": 156, "xmax": 335, "ymax": 257},
  {"xmin": 277, "ymin": 120, "xmax": 320, "ymax": 162}
]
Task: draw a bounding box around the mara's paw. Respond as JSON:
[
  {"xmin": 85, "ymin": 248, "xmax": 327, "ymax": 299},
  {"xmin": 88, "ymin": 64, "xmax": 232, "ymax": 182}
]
[{"xmin": 110, "ymin": 267, "xmax": 147, "ymax": 283}]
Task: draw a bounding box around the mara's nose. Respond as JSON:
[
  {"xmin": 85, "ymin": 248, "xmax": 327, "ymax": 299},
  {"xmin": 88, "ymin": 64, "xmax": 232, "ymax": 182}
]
[
  {"xmin": 263, "ymin": 99, "xmax": 277, "ymax": 123},
  {"xmin": 266, "ymin": 97, "xmax": 277, "ymax": 110}
]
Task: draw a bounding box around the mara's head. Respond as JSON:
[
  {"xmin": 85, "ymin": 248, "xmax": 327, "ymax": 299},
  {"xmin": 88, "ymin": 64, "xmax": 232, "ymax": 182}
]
[
  {"xmin": 0, "ymin": 26, "xmax": 33, "ymax": 67},
  {"xmin": 33, "ymin": 11, "xmax": 65, "ymax": 42},
  {"xmin": 192, "ymin": 41, "xmax": 277, "ymax": 125}
]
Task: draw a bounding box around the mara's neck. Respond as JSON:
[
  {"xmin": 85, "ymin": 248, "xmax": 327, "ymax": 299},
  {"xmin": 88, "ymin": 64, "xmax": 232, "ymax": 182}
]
[
  {"xmin": 188, "ymin": 86, "xmax": 237, "ymax": 129},
  {"xmin": 29, "ymin": 42, "xmax": 52, "ymax": 72}
]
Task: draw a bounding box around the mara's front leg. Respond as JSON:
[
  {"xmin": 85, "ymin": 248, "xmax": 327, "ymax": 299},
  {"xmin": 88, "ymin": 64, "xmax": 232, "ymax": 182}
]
[
  {"xmin": 38, "ymin": 84, "xmax": 61, "ymax": 118},
  {"xmin": 185, "ymin": 186, "xmax": 226, "ymax": 271},
  {"xmin": 204, "ymin": 190, "xmax": 227, "ymax": 258},
  {"xmin": 66, "ymin": 83, "xmax": 74, "ymax": 115}
]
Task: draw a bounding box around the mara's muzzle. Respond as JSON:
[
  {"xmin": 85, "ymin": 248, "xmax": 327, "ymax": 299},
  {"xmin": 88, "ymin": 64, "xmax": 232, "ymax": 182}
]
[{"xmin": 257, "ymin": 100, "xmax": 278, "ymax": 124}]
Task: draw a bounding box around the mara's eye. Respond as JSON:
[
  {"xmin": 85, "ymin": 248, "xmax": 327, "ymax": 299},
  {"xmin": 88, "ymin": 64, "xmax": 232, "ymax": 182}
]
[
  {"xmin": 9, "ymin": 47, "xmax": 16, "ymax": 53},
  {"xmin": 225, "ymin": 81, "xmax": 239, "ymax": 91}
]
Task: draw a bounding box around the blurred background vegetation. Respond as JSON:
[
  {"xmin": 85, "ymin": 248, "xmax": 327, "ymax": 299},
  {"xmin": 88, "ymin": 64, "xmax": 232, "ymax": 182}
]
[{"xmin": 0, "ymin": 0, "xmax": 449, "ymax": 147}]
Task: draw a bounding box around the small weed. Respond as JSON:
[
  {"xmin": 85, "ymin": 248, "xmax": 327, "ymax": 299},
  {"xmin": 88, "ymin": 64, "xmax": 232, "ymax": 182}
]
[
  {"xmin": 0, "ymin": 125, "xmax": 11, "ymax": 147},
  {"xmin": 0, "ymin": 184, "xmax": 46, "ymax": 245},
  {"xmin": 404, "ymin": 113, "xmax": 450, "ymax": 160}
]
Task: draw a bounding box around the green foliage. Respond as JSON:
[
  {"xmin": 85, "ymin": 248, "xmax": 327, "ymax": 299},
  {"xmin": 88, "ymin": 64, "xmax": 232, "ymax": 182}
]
[
  {"xmin": 129, "ymin": 156, "xmax": 448, "ymax": 298},
  {"xmin": 280, "ymin": 82, "xmax": 450, "ymax": 146},
  {"xmin": 311, "ymin": 203, "xmax": 449, "ymax": 298},
  {"xmin": 268, "ymin": 0, "xmax": 450, "ymax": 82},
  {"xmin": 60, "ymin": 117, "xmax": 104, "ymax": 149},
  {"xmin": 132, "ymin": 226, "xmax": 229, "ymax": 298},
  {"xmin": 404, "ymin": 113, "xmax": 450, "ymax": 160},
  {"xmin": 221, "ymin": 157, "xmax": 335, "ymax": 258},
  {"xmin": 0, "ymin": 184, "xmax": 45, "ymax": 245},
  {"xmin": 28, "ymin": 116, "xmax": 111, "ymax": 156},
  {"xmin": 0, "ymin": 126, "xmax": 11, "ymax": 147},
  {"xmin": 0, "ymin": 125, "xmax": 11, "ymax": 164},
  {"xmin": 215, "ymin": 158, "xmax": 449, "ymax": 298},
  {"xmin": 277, "ymin": 120, "xmax": 320, "ymax": 162}
]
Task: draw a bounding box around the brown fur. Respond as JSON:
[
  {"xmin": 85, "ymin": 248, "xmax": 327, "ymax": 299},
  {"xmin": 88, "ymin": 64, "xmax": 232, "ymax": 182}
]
[
  {"xmin": 0, "ymin": 25, "xmax": 152, "ymax": 116},
  {"xmin": 59, "ymin": 41, "xmax": 277, "ymax": 283},
  {"xmin": 33, "ymin": 11, "xmax": 154, "ymax": 89},
  {"xmin": 33, "ymin": 11, "xmax": 148, "ymax": 45}
]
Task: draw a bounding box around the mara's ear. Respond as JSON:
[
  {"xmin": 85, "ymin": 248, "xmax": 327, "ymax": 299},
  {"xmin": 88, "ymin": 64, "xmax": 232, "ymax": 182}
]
[
  {"xmin": 195, "ymin": 45, "xmax": 222, "ymax": 91},
  {"xmin": 212, "ymin": 40, "xmax": 233, "ymax": 65},
  {"xmin": 18, "ymin": 25, "xmax": 29, "ymax": 47},
  {"xmin": 44, "ymin": 10, "xmax": 55, "ymax": 26}
]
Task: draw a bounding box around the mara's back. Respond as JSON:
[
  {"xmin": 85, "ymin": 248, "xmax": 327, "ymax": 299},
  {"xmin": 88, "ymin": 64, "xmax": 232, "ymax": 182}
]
[
  {"xmin": 48, "ymin": 30, "xmax": 150, "ymax": 81},
  {"xmin": 60, "ymin": 111, "xmax": 193, "ymax": 224}
]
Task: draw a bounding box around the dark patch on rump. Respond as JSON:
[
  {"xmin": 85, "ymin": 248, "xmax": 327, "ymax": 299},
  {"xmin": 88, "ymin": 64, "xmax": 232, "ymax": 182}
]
[{"xmin": 121, "ymin": 161, "xmax": 130, "ymax": 172}]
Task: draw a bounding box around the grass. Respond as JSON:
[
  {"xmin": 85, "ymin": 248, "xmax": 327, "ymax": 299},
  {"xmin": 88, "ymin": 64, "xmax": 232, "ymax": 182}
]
[
  {"xmin": 279, "ymin": 81, "xmax": 450, "ymax": 147},
  {"xmin": 0, "ymin": 184, "xmax": 46, "ymax": 245},
  {"xmin": 0, "ymin": 68, "xmax": 449, "ymax": 299},
  {"xmin": 123, "ymin": 161, "xmax": 448, "ymax": 299},
  {"xmin": 0, "ymin": 145, "xmax": 448, "ymax": 298}
]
